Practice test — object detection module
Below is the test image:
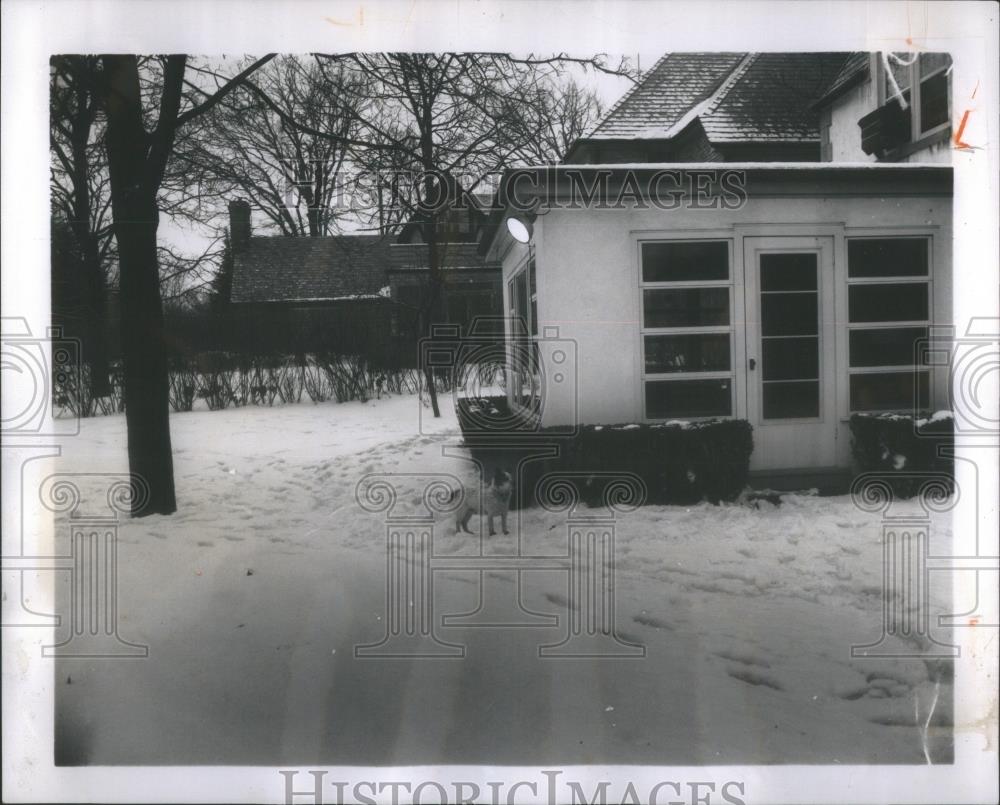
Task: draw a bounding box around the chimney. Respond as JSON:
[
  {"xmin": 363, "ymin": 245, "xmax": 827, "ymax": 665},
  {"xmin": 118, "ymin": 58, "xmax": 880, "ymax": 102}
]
[{"xmin": 229, "ymin": 200, "xmax": 251, "ymax": 251}]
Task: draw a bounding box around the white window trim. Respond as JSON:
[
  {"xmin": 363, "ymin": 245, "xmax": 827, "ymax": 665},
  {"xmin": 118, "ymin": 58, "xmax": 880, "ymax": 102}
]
[
  {"xmin": 846, "ymin": 235, "xmax": 934, "ymax": 413},
  {"xmin": 753, "ymin": 247, "xmax": 826, "ymax": 424},
  {"xmin": 637, "ymin": 237, "xmax": 737, "ymax": 421}
]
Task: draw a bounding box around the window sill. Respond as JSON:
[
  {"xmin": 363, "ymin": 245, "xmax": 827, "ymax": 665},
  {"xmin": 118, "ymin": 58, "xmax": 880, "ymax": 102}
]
[{"xmin": 883, "ymin": 126, "xmax": 951, "ymax": 161}]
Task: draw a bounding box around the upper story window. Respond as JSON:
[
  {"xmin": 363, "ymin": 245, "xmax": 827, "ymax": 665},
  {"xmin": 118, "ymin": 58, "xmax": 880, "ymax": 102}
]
[
  {"xmin": 860, "ymin": 53, "xmax": 951, "ymax": 160},
  {"xmin": 883, "ymin": 53, "xmax": 951, "ymax": 135}
]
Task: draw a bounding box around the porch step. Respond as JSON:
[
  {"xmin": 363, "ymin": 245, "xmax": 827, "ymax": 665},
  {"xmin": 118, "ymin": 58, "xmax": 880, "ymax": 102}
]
[{"xmin": 748, "ymin": 467, "xmax": 852, "ymax": 496}]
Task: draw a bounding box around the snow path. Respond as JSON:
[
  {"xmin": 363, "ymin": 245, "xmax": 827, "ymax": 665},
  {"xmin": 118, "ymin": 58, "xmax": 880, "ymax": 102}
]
[{"xmin": 51, "ymin": 394, "xmax": 954, "ymax": 765}]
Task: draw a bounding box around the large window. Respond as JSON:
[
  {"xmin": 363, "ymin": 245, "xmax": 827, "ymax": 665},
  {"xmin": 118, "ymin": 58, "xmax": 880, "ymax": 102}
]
[
  {"xmin": 880, "ymin": 52, "xmax": 951, "ymax": 142},
  {"xmin": 847, "ymin": 237, "xmax": 931, "ymax": 412},
  {"xmin": 508, "ymin": 255, "xmax": 539, "ymax": 407},
  {"xmin": 640, "ymin": 240, "xmax": 733, "ymax": 419}
]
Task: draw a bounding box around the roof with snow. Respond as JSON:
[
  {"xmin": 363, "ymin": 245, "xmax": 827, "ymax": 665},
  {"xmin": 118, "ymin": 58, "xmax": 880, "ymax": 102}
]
[
  {"xmin": 586, "ymin": 53, "xmax": 745, "ymax": 139},
  {"xmin": 388, "ymin": 243, "xmax": 497, "ymax": 271},
  {"xmin": 230, "ymin": 235, "xmax": 393, "ymax": 304},
  {"xmin": 230, "ymin": 235, "xmax": 501, "ymax": 304},
  {"xmin": 571, "ymin": 52, "xmax": 852, "ymax": 154}
]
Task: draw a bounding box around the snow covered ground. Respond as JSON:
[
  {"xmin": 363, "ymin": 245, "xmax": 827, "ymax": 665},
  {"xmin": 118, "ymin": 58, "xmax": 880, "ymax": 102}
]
[{"xmin": 51, "ymin": 392, "xmax": 955, "ymax": 766}]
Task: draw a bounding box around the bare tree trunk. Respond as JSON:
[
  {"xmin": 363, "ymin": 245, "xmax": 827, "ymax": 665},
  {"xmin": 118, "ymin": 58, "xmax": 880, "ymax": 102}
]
[
  {"xmin": 63, "ymin": 62, "xmax": 111, "ymax": 397},
  {"xmin": 81, "ymin": 237, "xmax": 112, "ymax": 397},
  {"xmin": 307, "ymin": 204, "xmax": 323, "ymax": 237},
  {"xmin": 421, "ymin": 123, "xmax": 442, "ymax": 418},
  {"xmin": 422, "ymin": 236, "xmax": 442, "ymax": 418},
  {"xmin": 103, "ymin": 56, "xmax": 177, "ymax": 516}
]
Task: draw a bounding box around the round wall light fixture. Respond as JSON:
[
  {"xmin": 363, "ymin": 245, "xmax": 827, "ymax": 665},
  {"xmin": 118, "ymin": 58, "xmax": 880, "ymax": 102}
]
[{"xmin": 505, "ymin": 214, "xmax": 533, "ymax": 244}]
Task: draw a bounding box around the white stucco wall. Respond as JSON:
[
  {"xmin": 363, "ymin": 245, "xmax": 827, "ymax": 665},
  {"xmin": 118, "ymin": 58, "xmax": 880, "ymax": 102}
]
[
  {"xmin": 828, "ymin": 80, "xmax": 879, "ymax": 163},
  {"xmin": 500, "ymin": 191, "xmax": 952, "ymax": 469}
]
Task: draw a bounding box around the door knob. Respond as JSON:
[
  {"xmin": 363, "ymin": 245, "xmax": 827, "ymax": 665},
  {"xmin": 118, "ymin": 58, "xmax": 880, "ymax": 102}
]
[{"xmin": 749, "ymin": 358, "xmax": 757, "ymax": 371}]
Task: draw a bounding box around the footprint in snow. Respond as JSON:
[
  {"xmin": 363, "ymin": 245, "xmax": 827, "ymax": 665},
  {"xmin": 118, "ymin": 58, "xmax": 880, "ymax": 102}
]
[
  {"xmin": 714, "ymin": 648, "xmax": 771, "ymax": 668},
  {"xmin": 633, "ymin": 612, "xmax": 673, "ymax": 630},
  {"xmin": 725, "ymin": 666, "xmax": 783, "ymax": 691}
]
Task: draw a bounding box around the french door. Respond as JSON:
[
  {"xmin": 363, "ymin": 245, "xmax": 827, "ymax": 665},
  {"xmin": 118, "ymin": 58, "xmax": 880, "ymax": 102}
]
[{"xmin": 742, "ymin": 236, "xmax": 838, "ymax": 471}]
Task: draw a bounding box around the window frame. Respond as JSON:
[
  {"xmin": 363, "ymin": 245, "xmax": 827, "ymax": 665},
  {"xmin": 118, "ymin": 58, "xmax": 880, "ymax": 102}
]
[
  {"xmin": 638, "ymin": 238, "xmax": 736, "ymax": 421},
  {"xmin": 846, "ymin": 235, "xmax": 934, "ymax": 413},
  {"xmin": 755, "ymin": 249, "xmax": 824, "ymax": 422},
  {"xmin": 506, "ymin": 250, "xmax": 540, "ymax": 411},
  {"xmin": 877, "ymin": 52, "xmax": 952, "ymax": 148}
]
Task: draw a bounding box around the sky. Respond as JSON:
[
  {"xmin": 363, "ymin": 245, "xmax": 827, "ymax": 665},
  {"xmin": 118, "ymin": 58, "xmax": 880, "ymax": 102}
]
[{"xmin": 156, "ymin": 52, "xmax": 650, "ymax": 262}]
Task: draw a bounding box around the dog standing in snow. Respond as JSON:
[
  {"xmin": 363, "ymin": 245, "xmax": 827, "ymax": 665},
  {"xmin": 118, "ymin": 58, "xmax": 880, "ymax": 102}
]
[{"xmin": 452, "ymin": 468, "xmax": 513, "ymax": 536}]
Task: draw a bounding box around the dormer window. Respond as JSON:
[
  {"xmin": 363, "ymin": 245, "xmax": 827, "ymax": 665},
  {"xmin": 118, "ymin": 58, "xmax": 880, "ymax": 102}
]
[{"xmin": 862, "ymin": 52, "xmax": 951, "ymax": 158}]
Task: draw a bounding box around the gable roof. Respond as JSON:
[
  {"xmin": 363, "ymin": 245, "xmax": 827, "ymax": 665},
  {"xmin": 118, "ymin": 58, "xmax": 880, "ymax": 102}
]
[
  {"xmin": 230, "ymin": 235, "xmax": 393, "ymax": 304},
  {"xmin": 699, "ymin": 52, "xmax": 852, "ymax": 142},
  {"xmin": 571, "ymin": 52, "xmax": 852, "ymax": 155},
  {"xmin": 585, "ymin": 53, "xmax": 746, "ymax": 140},
  {"xmin": 811, "ymin": 52, "xmax": 870, "ymax": 109}
]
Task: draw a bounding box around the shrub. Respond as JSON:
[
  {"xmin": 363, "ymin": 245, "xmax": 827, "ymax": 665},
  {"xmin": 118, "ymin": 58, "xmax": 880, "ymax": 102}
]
[
  {"xmin": 849, "ymin": 411, "xmax": 954, "ymax": 498},
  {"xmin": 167, "ymin": 359, "xmax": 198, "ymax": 412},
  {"xmin": 457, "ymin": 396, "xmax": 754, "ymax": 506},
  {"xmin": 51, "ymin": 350, "xmax": 436, "ymax": 419}
]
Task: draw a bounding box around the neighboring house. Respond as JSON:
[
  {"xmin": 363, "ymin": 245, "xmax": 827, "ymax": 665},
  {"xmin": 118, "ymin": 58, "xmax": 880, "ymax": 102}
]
[
  {"xmin": 227, "ymin": 199, "xmax": 502, "ymax": 361},
  {"xmin": 481, "ymin": 52, "xmax": 953, "ymax": 483}
]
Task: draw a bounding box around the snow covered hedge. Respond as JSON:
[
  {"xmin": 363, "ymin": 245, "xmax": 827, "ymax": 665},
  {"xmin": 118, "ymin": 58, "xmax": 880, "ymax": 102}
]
[
  {"xmin": 457, "ymin": 396, "xmax": 753, "ymax": 506},
  {"xmin": 849, "ymin": 411, "xmax": 954, "ymax": 498},
  {"xmin": 53, "ymin": 352, "xmax": 425, "ymax": 418}
]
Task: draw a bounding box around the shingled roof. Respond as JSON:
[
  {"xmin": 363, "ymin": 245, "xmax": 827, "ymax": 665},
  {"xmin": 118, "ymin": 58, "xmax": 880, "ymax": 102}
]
[
  {"xmin": 230, "ymin": 235, "xmax": 501, "ymax": 304},
  {"xmin": 699, "ymin": 52, "xmax": 852, "ymax": 142},
  {"xmin": 572, "ymin": 52, "xmax": 852, "ymax": 153},
  {"xmin": 586, "ymin": 53, "xmax": 746, "ymax": 140},
  {"xmin": 811, "ymin": 52, "xmax": 870, "ymax": 109},
  {"xmin": 230, "ymin": 235, "xmax": 393, "ymax": 304},
  {"xmin": 388, "ymin": 243, "xmax": 498, "ymax": 271}
]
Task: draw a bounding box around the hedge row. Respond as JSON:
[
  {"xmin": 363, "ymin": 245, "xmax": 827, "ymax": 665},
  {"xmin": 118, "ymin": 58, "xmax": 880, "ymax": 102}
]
[
  {"xmin": 458, "ymin": 396, "xmax": 754, "ymax": 506},
  {"xmin": 850, "ymin": 412, "xmax": 955, "ymax": 498},
  {"xmin": 53, "ymin": 352, "xmax": 476, "ymax": 419}
]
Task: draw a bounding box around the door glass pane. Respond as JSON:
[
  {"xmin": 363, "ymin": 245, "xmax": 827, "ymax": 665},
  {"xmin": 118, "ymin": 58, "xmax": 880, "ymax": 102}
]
[
  {"xmin": 641, "ymin": 241, "xmax": 729, "ymax": 282},
  {"xmin": 761, "ymin": 293, "xmax": 818, "ymax": 336},
  {"xmin": 643, "ymin": 288, "xmax": 729, "ymax": 328},
  {"xmin": 848, "ymin": 238, "xmax": 929, "ymax": 278},
  {"xmin": 850, "ymin": 371, "xmax": 929, "ymax": 412},
  {"xmin": 760, "ymin": 253, "xmax": 818, "ymax": 291},
  {"xmin": 850, "ymin": 327, "xmax": 928, "ymax": 367},
  {"xmin": 645, "ymin": 379, "xmax": 731, "ymax": 419},
  {"xmin": 644, "ymin": 334, "xmax": 730, "ymax": 374},
  {"xmin": 758, "ymin": 252, "xmax": 820, "ymax": 419},
  {"xmin": 849, "ymin": 283, "xmax": 928, "ymax": 322},
  {"xmin": 763, "ymin": 381, "xmax": 820, "ymax": 419},
  {"xmin": 762, "ymin": 337, "xmax": 819, "ymax": 380}
]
